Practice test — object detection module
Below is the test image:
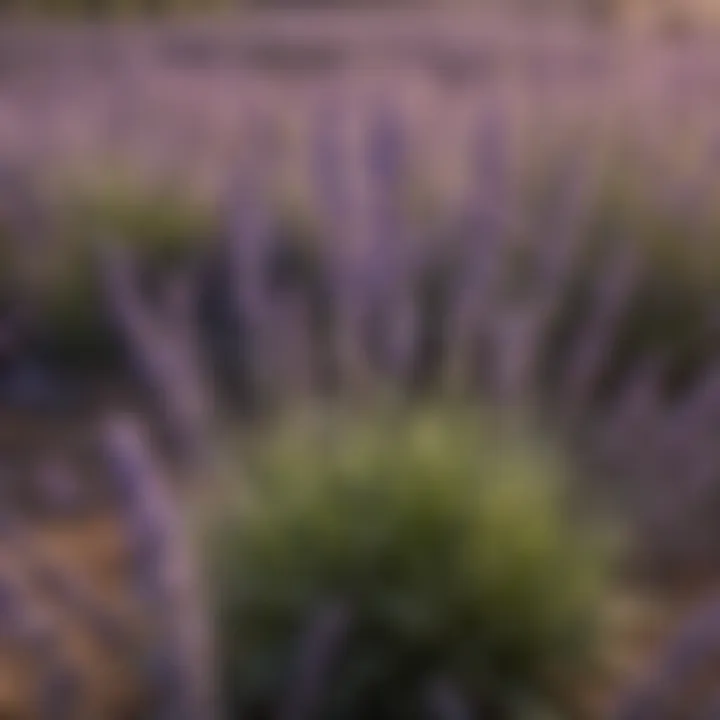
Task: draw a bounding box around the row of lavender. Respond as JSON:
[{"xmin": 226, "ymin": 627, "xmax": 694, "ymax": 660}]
[
  {"xmin": 3, "ymin": 92, "xmax": 718, "ymax": 562},
  {"xmin": 1, "ymin": 30, "xmax": 720, "ymax": 715}
]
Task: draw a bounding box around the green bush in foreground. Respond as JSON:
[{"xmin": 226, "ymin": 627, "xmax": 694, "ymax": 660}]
[{"xmin": 205, "ymin": 406, "xmax": 613, "ymax": 719}]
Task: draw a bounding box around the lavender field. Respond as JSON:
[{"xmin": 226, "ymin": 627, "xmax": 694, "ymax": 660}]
[{"xmin": 1, "ymin": 11, "xmax": 720, "ymax": 719}]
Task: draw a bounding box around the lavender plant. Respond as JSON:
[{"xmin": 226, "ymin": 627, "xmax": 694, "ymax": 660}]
[
  {"xmin": 1, "ymin": 77, "xmax": 718, "ymax": 569},
  {"xmin": 42, "ymin": 179, "xmax": 216, "ymax": 376},
  {"xmin": 204, "ymin": 406, "xmax": 612, "ymax": 719},
  {"xmin": 96, "ymin": 242, "xmax": 212, "ymax": 468},
  {"xmin": 0, "ymin": 418, "xmax": 218, "ymax": 718},
  {"xmin": 99, "ymin": 414, "xmax": 217, "ymax": 720}
]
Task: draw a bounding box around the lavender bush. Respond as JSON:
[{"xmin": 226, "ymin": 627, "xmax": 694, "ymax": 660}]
[
  {"xmin": 204, "ymin": 405, "xmax": 612, "ymax": 719},
  {"xmin": 2, "ymin": 84, "xmax": 720, "ymax": 564}
]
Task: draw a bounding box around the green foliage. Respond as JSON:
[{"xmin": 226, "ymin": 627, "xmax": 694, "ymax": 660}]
[
  {"xmin": 39, "ymin": 177, "xmax": 216, "ymax": 372},
  {"xmin": 204, "ymin": 406, "xmax": 613, "ymax": 718},
  {"xmin": 533, "ymin": 159, "xmax": 720, "ymax": 407}
]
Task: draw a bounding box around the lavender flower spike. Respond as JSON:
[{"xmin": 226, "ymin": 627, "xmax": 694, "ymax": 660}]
[{"xmin": 100, "ymin": 414, "xmax": 217, "ymax": 720}]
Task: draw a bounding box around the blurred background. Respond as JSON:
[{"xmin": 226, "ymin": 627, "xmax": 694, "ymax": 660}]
[{"xmin": 1, "ymin": 0, "xmax": 720, "ymax": 718}]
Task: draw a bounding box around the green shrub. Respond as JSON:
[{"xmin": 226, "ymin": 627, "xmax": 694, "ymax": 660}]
[{"xmin": 204, "ymin": 405, "xmax": 613, "ymax": 718}]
